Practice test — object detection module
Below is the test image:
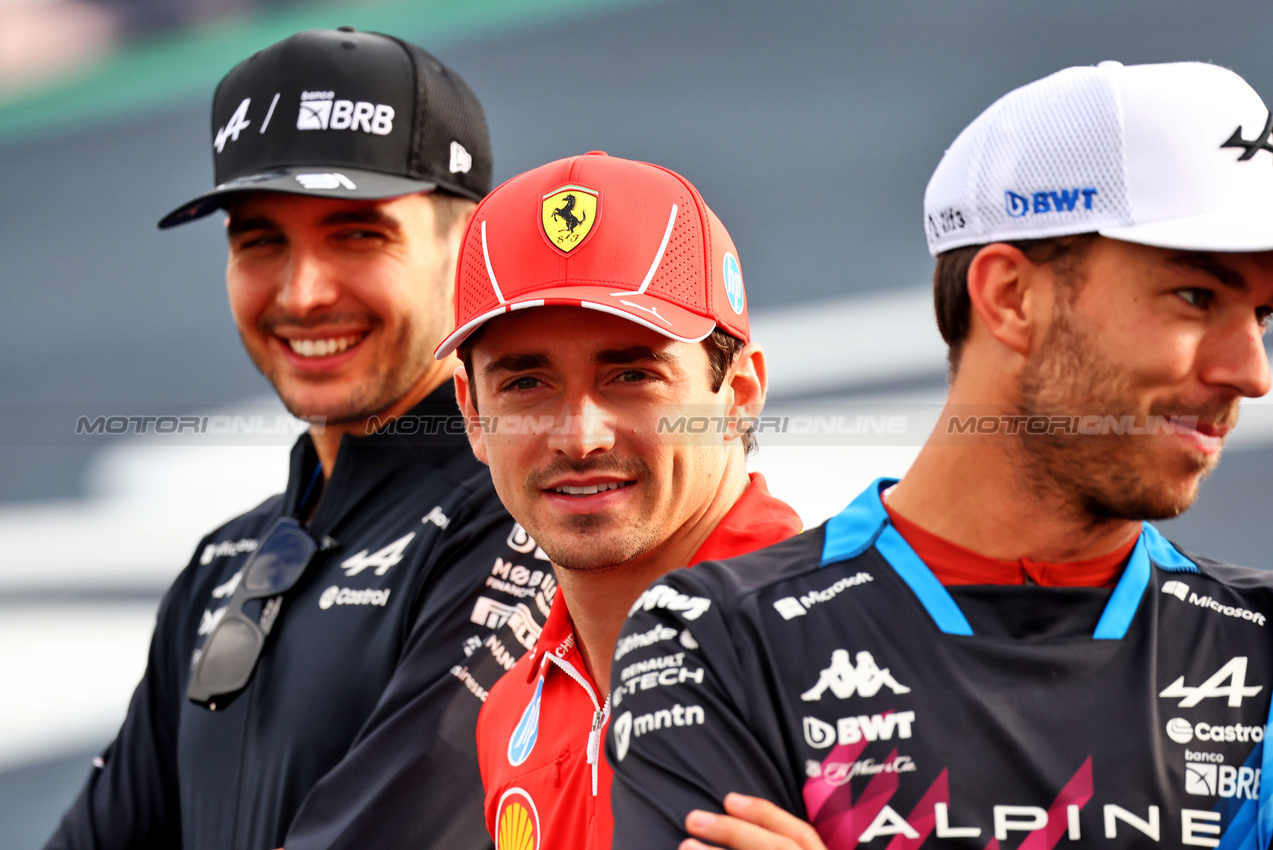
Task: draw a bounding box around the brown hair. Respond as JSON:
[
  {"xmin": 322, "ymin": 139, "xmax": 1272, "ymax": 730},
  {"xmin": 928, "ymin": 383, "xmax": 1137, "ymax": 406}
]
[
  {"xmin": 932, "ymin": 234, "xmax": 1099, "ymax": 373},
  {"xmin": 457, "ymin": 327, "xmax": 757, "ymax": 454}
]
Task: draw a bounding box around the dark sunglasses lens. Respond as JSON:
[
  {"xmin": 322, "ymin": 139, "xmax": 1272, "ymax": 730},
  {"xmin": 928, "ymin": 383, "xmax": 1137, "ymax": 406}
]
[
  {"xmin": 243, "ymin": 522, "xmax": 317, "ymax": 594},
  {"xmin": 190, "ymin": 618, "xmax": 264, "ymax": 700}
]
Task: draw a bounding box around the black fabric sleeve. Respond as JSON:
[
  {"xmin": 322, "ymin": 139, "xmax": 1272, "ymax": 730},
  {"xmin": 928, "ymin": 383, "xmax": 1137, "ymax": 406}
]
[
  {"xmin": 283, "ymin": 496, "xmax": 547, "ymax": 850},
  {"xmin": 606, "ymin": 566, "xmax": 801, "ymax": 850},
  {"xmin": 44, "ymin": 575, "xmax": 189, "ymax": 850}
]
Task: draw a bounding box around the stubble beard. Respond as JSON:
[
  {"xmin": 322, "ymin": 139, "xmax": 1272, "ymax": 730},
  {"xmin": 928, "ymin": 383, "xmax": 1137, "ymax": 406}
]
[
  {"xmin": 251, "ymin": 276, "xmax": 449, "ymax": 428},
  {"xmin": 1015, "ymin": 306, "xmax": 1223, "ymax": 525},
  {"xmin": 523, "ymin": 456, "xmax": 661, "ymax": 573}
]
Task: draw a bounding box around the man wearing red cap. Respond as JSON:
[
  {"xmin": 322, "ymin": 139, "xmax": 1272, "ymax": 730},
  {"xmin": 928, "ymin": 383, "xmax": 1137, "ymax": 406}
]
[{"xmin": 432, "ymin": 151, "xmax": 803, "ymax": 850}]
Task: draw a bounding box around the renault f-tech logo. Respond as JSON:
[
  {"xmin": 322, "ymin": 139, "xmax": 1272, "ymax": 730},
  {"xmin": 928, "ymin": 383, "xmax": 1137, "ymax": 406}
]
[
  {"xmin": 495, "ymin": 787, "xmax": 540, "ymax": 850},
  {"xmin": 541, "ymin": 185, "xmax": 598, "ymax": 253},
  {"xmin": 1221, "ymin": 110, "xmax": 1273, "ymax": 162}
]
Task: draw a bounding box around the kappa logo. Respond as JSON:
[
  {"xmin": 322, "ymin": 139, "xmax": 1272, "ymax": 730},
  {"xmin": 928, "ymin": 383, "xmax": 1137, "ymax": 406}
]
[
  {"xmin": 801, "ymin": 649, "xmax": 911, "ymax": 701},
  {"xmin": 340, "ymin": 532, "xmax": 415, "ymax": 577},
  {"xmin": 508, "ymin": 676, "xmax": 543, "ymax": 766},
  {"xmin": 1221, "ymin": 110, "xmax": 1273, "ymax": 162},
  {"xmin": 296, "ymin": 91, "xmax": 394, "ymax": 135},
  {"xmin": 1005, "ymin": 187, "xmax": 1098, "ymax": 218},
  {"xmin": 1159, "ymin": 656, "xmax": 1262, "ymax": 707},
  {"xmin": 495, "ymin": 787, "xmax": 540, "ymax": 850},
  {"xmin": 541, "ymin": 185, "xmax": 598, "ymax": 253}
]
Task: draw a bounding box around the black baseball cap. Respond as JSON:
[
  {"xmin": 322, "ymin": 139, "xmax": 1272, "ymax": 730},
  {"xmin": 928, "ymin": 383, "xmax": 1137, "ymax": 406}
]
[{"xmin": 158, "ymin": 27, "xmax": 492, "ymax": 228}]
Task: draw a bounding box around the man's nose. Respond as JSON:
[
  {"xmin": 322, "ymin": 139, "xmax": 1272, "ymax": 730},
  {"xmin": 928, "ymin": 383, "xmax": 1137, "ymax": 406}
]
[
  {"xmin": 277, "ymin": 247, "xmax": 339, "ymax": 316},
  {"xmin": 547, "ymin": 393, "xmax": 617, "ymax": 459},
  {"xmin": 1202, "ymin": 316, "xmax": 1272, "ymax": 400}
]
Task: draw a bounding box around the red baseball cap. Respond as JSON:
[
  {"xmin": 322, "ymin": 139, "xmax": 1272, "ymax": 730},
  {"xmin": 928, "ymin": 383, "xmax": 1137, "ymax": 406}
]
[{"xmin": 434, "ymin": 151, "xmax": 749, "ymax": 358}]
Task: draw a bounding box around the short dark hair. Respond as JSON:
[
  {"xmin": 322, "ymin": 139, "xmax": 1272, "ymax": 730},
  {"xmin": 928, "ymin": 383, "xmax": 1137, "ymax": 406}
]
[
  {"xmin": 456, "ymin": 327, "xmax": 757, "ymax": 454},
  {"xmin": 932, "ymin": 234, "xmax": 1099, "ymax": 373},
  {"xmin": 429, "ymin": 191, "xmax": 476, "ymax": 239}
]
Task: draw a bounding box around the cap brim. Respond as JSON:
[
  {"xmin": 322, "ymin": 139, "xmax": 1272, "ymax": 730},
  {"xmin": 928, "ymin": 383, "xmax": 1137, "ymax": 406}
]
[
  {"xmin": 157, "ymin": 167, "xmax": 439, "ymax": 229},
  {"xmin": 434, "ymin": 286, "xmax": 718, "ymax": 359},
  {"xmin": 1101, "ymin": 210, "xmax": 1273, "ymax": 253}
]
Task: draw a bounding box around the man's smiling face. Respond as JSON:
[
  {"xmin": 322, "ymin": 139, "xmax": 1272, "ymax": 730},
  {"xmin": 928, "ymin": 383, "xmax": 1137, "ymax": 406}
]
[
  {"xmin": 460, "ymin": 307, "xmax": 737, "ymax": 573},
  {"xmin": 225, "ymin": 191, "xmax": 459, "ymax": 424}
]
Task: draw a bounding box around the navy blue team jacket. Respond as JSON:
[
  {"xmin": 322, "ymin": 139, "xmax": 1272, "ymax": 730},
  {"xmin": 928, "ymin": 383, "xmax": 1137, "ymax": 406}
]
[
  {"xmin": 609, "ymin": 478, "xmax": 1273, "ymax": 848},
  {"xmin": 47, "ymin": 386, "xmax": 553, "ymax": 850}
]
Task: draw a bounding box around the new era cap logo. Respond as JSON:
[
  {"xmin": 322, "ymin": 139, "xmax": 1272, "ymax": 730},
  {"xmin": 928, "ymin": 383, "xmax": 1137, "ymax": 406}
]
[
  {"xmin": 1221, "ymin": 110, "xmax": 1273, "ymax": 162},
  {"xmin": 450, "ymin": 141, "xmax": 473, "ymax": 174}
]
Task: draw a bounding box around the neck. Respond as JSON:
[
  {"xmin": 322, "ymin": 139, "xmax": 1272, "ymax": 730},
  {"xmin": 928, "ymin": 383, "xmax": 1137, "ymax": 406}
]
[
  {"xmin": 888, "ymin": 398, "xmax": 1141, "ymax": 562},
  {"xmin": 308, "ymin": 361, "xmax": 455, "ymax": 479},
  {"xmin": 559, "ymin": 457, "xmax": 750, "ymax": 693}
]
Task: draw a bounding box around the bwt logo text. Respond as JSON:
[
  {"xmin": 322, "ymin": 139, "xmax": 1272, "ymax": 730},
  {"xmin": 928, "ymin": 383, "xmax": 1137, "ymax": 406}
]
[{"xmin": 1006, "ymin": 187, "xmax": 1098, "ymax": 218}]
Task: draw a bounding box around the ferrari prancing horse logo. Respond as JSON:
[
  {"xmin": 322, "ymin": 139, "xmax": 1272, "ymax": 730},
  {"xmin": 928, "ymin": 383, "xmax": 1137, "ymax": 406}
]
[{"xmin": 541, "ymin": 185, "xmax": 598, "ymax": 253}]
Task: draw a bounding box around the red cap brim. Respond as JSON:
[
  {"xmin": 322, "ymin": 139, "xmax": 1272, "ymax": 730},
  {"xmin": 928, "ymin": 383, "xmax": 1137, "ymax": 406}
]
[{"xmin": 434, "ymin": 285, "xmax": 717, "ymax": 358}]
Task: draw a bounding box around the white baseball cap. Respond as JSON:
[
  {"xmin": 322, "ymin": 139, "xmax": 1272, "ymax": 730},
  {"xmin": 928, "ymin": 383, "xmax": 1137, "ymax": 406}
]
[{"xmin": 924, "ymin": 61, "xmax": 1273, "ymax": 256}]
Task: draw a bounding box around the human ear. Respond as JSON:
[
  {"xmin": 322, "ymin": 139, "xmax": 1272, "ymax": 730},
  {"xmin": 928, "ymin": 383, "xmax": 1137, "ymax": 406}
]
[
  {"xmin": 724, "ymin": 343, "xmax": 767, "ymax": 445},
  {"xmin": 965, "ymin": 243, "xmax": 1050, "ymax": 358}
]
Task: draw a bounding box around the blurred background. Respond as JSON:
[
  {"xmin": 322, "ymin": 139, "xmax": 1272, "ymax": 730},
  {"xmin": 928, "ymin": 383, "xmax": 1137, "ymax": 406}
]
[{"xmin": 4, "ymin": 0, "xmax": 1273, "ymax": 843}]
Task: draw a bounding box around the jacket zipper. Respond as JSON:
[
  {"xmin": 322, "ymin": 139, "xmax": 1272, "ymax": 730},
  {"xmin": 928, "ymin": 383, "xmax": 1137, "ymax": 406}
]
[{"xmin": 544, "ymin": 653, "xmax": 611, "ymax": 796}]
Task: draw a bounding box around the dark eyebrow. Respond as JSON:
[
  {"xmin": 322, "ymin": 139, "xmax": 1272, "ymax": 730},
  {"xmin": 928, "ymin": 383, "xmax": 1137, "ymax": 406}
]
[
  {"xmin": 320, "ymin": 208, "xmax": 402, "ymax": 230},
  {"xmin": 225, "ymin": 215, "xmax": 275, "ymax": 236},
  {"xmin": 593, "ymin": 345, "xmax": 676, "ymax": 366},
  {"xmin": 483, "ymin": 352, "xmax": 551, "ymax": 377},
  {"xmin": 224, "ymin": 208, "xmax": 402, "ymax": 237},
  {"xmin": 1172, "ymin": 253, "xmax": 1248, "ymax": 293}
]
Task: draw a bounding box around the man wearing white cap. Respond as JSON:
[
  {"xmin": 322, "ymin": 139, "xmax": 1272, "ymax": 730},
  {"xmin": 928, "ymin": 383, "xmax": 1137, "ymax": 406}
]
[{"xmin": 609, "ymin": 61, "xmax": 1273, "ymax": 850}]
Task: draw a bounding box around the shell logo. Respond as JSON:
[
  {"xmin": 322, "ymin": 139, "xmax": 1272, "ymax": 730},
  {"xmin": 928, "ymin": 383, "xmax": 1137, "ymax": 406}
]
[{"xmin": 495, "ymin": 787, "xmax": 540, "ymax": 850}]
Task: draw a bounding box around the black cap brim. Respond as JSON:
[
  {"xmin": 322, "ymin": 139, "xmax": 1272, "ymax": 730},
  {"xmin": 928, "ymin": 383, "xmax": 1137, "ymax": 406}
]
[{"xmin": 157, "ymin": 166, "xmax": 441, "ymax": 229}]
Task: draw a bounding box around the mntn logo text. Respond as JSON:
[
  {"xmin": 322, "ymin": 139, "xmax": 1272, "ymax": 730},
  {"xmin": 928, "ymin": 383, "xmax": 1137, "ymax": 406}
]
[
  {"xmin": 1005, "ymin": 188, "xmax": 1098, "ymax": 218},
  {"xmin": 803, "ymin": 711, "xmax": 915, "ymax": 748}
]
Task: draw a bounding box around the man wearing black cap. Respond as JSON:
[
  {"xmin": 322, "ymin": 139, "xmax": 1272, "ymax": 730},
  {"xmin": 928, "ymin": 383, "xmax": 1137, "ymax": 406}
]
[{"xmin": 46, "ymin": 28, "xmax": 546, "ymax": 850}]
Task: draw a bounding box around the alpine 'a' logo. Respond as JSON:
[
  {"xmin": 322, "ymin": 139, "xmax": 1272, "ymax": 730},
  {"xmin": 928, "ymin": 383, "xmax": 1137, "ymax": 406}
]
[
  {"xmin": 1221, "ymin": 110, "xmax": 1273, "ymax": 162},
  {"xmin": 507, "ymin": 676, "xmax": 543, "ymax": 766},
  {"xmin": 1159, "ymin": 656, "xmax": 1263, "ymax": 707}
]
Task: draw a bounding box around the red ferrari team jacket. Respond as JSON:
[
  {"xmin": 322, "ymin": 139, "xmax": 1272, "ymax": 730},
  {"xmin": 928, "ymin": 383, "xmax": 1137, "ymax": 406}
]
[{"xmin": 476, "ymin": 473, "xmax": 802, "ymax": 850}]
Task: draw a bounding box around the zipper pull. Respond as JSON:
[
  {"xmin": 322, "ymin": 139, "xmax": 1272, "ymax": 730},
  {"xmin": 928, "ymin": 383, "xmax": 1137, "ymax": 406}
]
[
  {"xmin": 586, "ymin": 708, "xmax": 604, "ymax": 766},
  {"xmin": 587, "ymin": 708, "xmax": 605, "ymax": 797}
]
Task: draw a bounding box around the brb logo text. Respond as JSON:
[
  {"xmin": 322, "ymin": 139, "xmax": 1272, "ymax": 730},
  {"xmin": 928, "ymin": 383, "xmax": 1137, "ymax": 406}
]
[{"xmin": 297, "ymin": 91, "xmax": 394, "ymax": 135}]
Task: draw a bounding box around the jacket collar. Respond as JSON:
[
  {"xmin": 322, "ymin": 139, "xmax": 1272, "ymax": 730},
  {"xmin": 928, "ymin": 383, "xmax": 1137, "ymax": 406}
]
[{"xmin": 280, "ymin": 384, "xmax": 470, "ymax": 538}]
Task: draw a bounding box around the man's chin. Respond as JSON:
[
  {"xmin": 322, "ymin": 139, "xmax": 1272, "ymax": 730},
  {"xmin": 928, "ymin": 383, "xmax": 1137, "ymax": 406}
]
[{"xmin": 532, "ymin": 523, "xmax": 658, "ymax": 573}]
